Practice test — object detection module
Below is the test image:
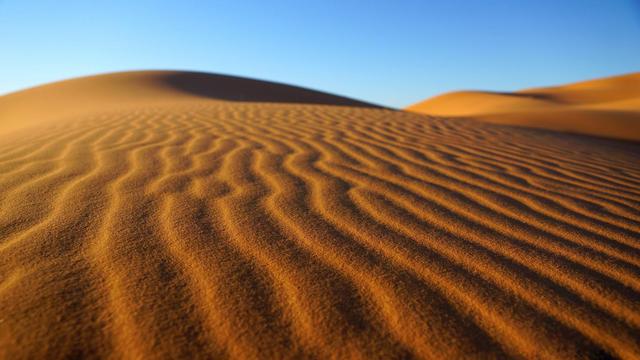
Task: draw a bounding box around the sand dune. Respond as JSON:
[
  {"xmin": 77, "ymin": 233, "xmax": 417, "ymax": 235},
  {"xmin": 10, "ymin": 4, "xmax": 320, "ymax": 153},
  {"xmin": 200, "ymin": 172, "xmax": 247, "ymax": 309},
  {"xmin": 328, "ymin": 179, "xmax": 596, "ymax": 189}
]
[
  {"xmin": 407, "ymin": 72, "xmax": 640, "ymax": 141},
  {"xmin": 1, "ymin": 71, "xmax": 639, "ymax": 359},
  {"xmin": 0, "ymin": 71, "xmax": 378, "ymax": 136}
]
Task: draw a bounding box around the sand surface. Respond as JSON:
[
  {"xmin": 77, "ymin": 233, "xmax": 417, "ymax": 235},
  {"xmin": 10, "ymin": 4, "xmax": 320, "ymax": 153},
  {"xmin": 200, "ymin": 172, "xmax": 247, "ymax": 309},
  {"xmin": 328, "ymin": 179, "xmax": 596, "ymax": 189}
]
[
  {"xmin": 407, "ymin": 72, "xmax": 640, "ymax": 141},
  {"xmin": 1, "ymin": 71, "xmax": 640, "ymax": 359}
]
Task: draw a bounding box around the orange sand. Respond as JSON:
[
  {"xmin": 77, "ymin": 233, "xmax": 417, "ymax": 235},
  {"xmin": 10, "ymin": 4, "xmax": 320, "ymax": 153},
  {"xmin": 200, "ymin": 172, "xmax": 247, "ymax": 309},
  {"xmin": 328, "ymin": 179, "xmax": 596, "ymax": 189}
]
[
  {"xmin": 407, "ymin": 72, "xmax": 640, "ymax": 141},
  {"xmin": 1, "ymin": 71, "xmax": 639, "ymax": 359}
]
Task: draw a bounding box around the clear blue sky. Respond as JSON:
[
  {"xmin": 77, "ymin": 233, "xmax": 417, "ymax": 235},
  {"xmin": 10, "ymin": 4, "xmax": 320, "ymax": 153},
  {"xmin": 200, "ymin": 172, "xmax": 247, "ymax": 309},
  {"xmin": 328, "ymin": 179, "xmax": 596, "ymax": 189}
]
[{"xmin": 1, "ymin": 0, "xmax": 639, "ymax": 107}]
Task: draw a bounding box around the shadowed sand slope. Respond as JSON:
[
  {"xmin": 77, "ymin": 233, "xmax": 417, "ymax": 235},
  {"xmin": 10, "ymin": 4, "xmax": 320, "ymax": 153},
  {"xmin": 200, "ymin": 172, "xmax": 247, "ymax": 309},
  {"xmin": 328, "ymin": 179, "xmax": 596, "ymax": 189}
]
[
  {"xmin": 407, "ymin": 72, "xmax": 640, "ymax": 141},
  {"xmin": 1, "ymin": 72, "xmax": 640, "ymax": 359}
]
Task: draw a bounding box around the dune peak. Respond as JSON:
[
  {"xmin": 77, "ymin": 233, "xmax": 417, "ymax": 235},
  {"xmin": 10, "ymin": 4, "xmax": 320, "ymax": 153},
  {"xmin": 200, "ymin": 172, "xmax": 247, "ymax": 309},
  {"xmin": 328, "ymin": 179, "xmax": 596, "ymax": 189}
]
[
  {"xmin": 0, "ymin": 70, "xmax": 379, "ymax": 135},
  {"xmin": 406, "ymin": 72, "xmax": 640, "ymax": 141}
]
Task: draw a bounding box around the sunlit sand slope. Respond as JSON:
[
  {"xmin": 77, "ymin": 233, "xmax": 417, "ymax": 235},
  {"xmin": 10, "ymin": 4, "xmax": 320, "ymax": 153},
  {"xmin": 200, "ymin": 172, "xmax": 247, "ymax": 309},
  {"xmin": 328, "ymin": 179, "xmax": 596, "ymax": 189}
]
[
  {"xmin": 1, "ymin": 72, "xmax": 640, "ymax": 359},
  {"xmin": 407, "ymin": 72, "xmax": 640, "ymax": 141}
]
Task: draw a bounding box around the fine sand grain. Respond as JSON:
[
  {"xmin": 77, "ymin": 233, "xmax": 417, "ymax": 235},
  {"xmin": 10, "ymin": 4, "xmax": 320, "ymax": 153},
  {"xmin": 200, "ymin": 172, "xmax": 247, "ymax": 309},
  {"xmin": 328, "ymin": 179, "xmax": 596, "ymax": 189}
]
[{"xmin": 1, "ymin": 71, "xmax": 639, "ymax": 359}]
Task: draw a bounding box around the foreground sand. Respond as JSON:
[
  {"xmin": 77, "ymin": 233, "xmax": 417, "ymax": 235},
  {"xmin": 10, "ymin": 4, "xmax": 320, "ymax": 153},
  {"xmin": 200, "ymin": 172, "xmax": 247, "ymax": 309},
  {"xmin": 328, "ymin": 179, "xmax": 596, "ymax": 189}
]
[
  {"xmin": 1, "ymin": 72, "xmax": 639, "ymax": 359},
  {"xmin": 407, "ymin": 72, "xmax": 640, "ymax": 141}
]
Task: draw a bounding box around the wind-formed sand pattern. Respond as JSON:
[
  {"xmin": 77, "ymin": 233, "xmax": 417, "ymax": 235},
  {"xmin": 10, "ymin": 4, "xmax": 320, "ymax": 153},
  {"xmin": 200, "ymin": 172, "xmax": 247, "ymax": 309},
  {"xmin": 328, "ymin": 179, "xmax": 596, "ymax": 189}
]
[{"xmin": 0, "ymin": 72, "xmax": 639, "ymax": 359}]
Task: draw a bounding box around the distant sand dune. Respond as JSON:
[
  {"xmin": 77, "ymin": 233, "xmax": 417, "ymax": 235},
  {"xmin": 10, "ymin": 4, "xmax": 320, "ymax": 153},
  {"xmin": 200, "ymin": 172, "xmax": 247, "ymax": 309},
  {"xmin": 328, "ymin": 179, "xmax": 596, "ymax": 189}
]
[
  {"xmin": 1, "ymin": 72, "xmax": 639, "ymax": 359},
  {"xmin": 407, "ymin": 72, "xmax": 640, "ymax": 141}
]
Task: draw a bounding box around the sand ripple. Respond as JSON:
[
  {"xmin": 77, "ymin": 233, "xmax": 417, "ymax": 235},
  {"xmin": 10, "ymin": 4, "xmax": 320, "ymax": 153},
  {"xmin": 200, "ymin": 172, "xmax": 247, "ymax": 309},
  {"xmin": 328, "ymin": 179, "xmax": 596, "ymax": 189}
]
[{"xmin": 1, "ymin": 102, "xmax": 639, "ymax": 359}]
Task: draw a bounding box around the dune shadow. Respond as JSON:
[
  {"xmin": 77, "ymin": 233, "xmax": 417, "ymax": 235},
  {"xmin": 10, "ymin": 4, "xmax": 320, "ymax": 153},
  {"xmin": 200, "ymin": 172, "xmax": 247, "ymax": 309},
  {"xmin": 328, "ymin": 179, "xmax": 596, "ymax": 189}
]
[
  {"xmin": 162, "ymin": 71, "xmax": 384, "ymax": 108},
  {"xmin": 485, "ymin": 90, "xmax": 557, "ymax": 102}
]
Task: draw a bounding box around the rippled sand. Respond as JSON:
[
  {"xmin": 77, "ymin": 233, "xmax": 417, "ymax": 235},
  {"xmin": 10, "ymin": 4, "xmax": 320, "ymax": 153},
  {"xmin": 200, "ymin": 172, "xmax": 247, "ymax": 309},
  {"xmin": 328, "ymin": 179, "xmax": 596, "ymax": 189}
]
[{"xmin": 1, "ymin": 72, "xmax": 639, "ymax": 359}]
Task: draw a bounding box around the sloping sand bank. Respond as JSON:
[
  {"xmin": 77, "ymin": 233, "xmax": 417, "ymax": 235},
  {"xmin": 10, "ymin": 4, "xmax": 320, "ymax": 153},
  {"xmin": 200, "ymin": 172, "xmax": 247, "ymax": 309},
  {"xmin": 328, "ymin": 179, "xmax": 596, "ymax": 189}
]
[
  {"xmin": 1, "ymin": 72, "xmax": 639, "ymax": 359},
  {"xmin": 407, "ymin": 72, "xmax": 640, "ymax": 141}
]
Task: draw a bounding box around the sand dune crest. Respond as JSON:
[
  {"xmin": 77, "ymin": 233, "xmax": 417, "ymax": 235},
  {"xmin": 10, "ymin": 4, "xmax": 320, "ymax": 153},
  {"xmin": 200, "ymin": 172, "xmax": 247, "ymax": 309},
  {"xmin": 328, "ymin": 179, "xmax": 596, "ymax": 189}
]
[{"xmin": 407, "ymin": 72, "xmax": 640, "ymax": 141}]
